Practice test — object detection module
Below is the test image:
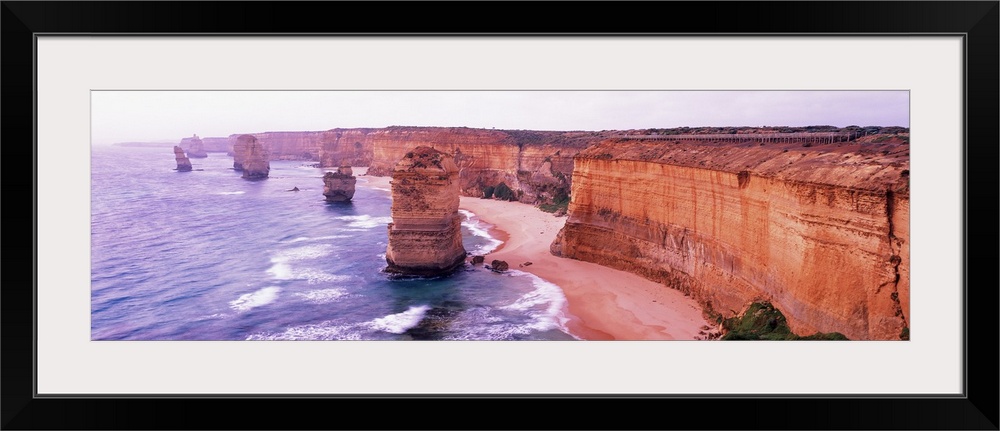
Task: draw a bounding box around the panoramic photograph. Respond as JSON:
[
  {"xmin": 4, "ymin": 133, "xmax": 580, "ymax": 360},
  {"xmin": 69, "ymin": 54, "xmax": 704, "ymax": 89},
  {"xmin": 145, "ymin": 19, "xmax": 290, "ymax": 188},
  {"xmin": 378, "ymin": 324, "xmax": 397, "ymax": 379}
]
[{"xmin": 90, "ymin": 90, "xmax": 910, "ymax": 341}]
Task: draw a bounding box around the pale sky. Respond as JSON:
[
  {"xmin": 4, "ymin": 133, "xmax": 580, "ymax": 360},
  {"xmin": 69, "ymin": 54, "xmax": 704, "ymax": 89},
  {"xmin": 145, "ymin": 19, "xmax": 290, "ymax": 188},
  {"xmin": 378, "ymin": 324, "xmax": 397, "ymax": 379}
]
[{"xmin": 91, "ymin": 90, "xmax": 909, "ymax": 145}]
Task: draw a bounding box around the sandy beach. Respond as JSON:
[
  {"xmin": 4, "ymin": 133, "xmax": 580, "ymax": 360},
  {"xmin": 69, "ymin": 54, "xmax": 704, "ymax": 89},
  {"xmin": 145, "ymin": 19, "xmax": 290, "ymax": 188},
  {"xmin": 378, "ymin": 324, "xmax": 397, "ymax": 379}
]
[{"xmin": 361, "ymin": 172, "xmax": 713, "ymax": 340}]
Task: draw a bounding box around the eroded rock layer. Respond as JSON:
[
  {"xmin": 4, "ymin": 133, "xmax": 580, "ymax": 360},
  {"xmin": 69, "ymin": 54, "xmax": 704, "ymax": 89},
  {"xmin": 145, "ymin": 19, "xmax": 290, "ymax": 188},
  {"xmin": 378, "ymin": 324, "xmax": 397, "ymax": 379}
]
[
  {"xmin": 180, "ymin": 134, "xmax": 207, "ymax": 158},
  {"xmin": 552, "ymin": 137, "xmax": 910, "ymax": 340},
  {"xmin": 385, "ymin": 146, "xmax": 467, "ymax": 276},
  {"xmin": 366, "ymin": 127, "xmax": 608, "ymax": 205},
  {"xmin": 322, "ymin": 165, "xmax": 357, "ymax": 202},
  {"xmin": 238, "ymin": 134, "xmax": 270, "ymax": 180},
  {"xmin": 173, "ymin": 146, "xmax": 192, "ymax": 171}
]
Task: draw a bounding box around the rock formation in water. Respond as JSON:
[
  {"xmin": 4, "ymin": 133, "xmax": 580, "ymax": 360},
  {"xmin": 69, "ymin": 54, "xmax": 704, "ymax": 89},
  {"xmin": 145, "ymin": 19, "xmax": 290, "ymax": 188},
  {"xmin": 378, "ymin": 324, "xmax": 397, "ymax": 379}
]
[
  {"xmin": 238, "ymin": 134, "xmax": 269, "ymax": 179},
  {"xmin": 322, "ymin": 165, "xmax": 357, "ymax": 202},
  {"xmin": 550, "ymin": 134, "xmax": 910, "ymax": 340},
  {"xmin": 180, "ymin": 134, "xmax": 207, "ymax": 158},
  {"xmin": 385, "ymin": 146, "xmax": 467, "ymax": 276},
  {"xmin": 231, "ymin": 134, "xmax": 250, "ymax": 170},
  {"xmin": 173, "ymin": 146, "xmax": 192, "ymax": 171}
]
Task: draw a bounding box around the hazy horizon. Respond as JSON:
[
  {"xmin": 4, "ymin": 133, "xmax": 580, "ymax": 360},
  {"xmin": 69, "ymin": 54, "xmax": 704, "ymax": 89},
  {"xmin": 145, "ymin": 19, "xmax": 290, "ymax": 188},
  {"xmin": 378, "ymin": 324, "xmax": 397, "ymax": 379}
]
[{"xmin": 91, "ymin": 90, "xmax": 909, "ymax": 146}]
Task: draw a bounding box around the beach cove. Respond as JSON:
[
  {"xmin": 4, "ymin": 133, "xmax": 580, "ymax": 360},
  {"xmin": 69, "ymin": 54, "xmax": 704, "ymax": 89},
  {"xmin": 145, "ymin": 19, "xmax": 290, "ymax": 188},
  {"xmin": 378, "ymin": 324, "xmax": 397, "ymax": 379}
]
[{"xmin": 366, "ymin": 174, "xmax": 713, "ymax": 341}]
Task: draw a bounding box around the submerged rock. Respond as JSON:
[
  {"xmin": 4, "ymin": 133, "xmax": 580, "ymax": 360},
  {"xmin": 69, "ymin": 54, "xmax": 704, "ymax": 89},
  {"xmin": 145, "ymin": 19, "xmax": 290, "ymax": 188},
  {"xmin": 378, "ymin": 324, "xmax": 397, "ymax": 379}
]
[
  {"xmin": 470, "ymin": 255, "xmax": 485, "ymax": 265},
  {"xmin": 385, "ymin": 146, "xmax": 467, "ymax": 276},
  {"xmin": 173, "ymin": 146, "xmax": 192, "ymax": 171},
  {"xmin": 322, "ymin": 165, "xmax": 357, "ymax": 202}
]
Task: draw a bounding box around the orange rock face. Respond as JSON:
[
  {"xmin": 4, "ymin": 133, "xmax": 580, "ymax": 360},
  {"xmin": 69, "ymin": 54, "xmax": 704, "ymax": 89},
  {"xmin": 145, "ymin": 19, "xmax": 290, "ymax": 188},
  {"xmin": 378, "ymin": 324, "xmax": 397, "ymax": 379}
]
[
  {"xmin": 385, "ymin": 146, "xmax": 467, "ymax": 276},
  {"xmin": 322, "ymin": 166, "xmax": 357, "ymax": 202},
  {"xmin": 552, "ymin": 138, "xmax": 910, "ymax": 340},
  {"xmin": 238, "ymin": 135, "xmax": 269, "ymax": 180},
  {"xmin": 366, "ymin": 127, "xmax": 604, "ymax": 205}
]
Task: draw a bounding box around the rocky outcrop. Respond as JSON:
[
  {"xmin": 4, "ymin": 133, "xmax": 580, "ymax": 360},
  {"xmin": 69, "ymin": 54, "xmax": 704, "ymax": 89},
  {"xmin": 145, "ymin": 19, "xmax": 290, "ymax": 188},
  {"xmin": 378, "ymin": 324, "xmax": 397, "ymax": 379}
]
[
  {"xmin": 366, "ymin": 127, "xmax": 608, "ymax": 206},
  {"xmin": 180, "ymin": 134, "xmax": 207, "ymax": 158},
  {"xmin": 231, "ymin": 134, "xmax": 250, "ymax": 170},
  {"xmin": 322, "ymin": 165, "xmax": 357, "ymax": 202},
  {"xmin": 238, "ymin": 134, "xmax": 269, "ymax": 180},
  {"xmin": 385, "ymin": 146, "xmax": 467, "ymax": 276},
  {"xmin": 319, "ymin": 129, "xmax": 376, "ymax": 168},
  {"xmin": 551, "ymin": 136, "xmax": 910, "ymax": 340},
  {"xmin": 173, "ymin": 146, "xmax": 192, "ymax": 171}
]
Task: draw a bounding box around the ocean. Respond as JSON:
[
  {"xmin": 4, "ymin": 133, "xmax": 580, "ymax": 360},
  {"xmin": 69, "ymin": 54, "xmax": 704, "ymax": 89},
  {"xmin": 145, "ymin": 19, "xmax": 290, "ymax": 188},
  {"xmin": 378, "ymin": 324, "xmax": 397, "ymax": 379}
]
[{"xmin": 90, "ymin": 146, "xmax": 577, "ymax": 341}]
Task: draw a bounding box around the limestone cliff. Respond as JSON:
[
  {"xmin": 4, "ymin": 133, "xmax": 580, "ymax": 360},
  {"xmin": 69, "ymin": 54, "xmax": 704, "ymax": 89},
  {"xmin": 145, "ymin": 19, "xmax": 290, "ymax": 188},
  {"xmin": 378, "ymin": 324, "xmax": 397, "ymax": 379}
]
[
  {"xmin": 322, "ymin": 165, "xmax": 357, "ymax": 202},
  {"xmin": 173, "ymin": 146, "xmax": 192, "ymax": 171},
  {"xmin": 180, "ymin": 134, "xmax": 207, "ymax": 158},
  {"xmin": 318, "ymin": 129, "xmax": 376, "ymax": 168},
  {"xmin": 385, "ymin": 146, "xmax": 467, "ymax": 276},
  {"xmin": 366, "ymin": 127, "xmax": 608, "ymax": 205},
  {"xmin": 551, "ymin": 136, "xmax": 910, "ymax": 340},
  {"xmin": 238, "ymin": 134, "xmax": 270, "ymax": 180}
]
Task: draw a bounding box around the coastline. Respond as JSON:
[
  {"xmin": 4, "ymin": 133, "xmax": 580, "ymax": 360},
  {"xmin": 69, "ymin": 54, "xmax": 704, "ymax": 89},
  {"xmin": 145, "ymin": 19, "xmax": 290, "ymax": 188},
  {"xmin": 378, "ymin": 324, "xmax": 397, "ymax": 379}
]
[{"xmin": 361, "ymin": 172, "xmax": 713, "ymax": 340}]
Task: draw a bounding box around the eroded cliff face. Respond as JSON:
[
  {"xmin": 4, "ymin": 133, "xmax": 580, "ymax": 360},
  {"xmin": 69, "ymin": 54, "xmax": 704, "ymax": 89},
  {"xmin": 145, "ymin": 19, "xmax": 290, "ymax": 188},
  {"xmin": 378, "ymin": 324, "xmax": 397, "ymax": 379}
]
[
  {"xmin": 238, "ymin": 134, "xmax": 270, "ymax": 180},
  {"xmin": 223, "ymin": 129, "xmax": 375, "ymax": 165},
  {"xmin": 180, "ymin": 135, "xmax": 207, "ymax": 158},
  {"xmin": 552, "ymin": 138, "xmax": 910, "ymax": 340},
  {"xmin": 322, "ymin": 166, "xmax": 357, "ymax": 202},
  {"xmin": 318, "ymin": 129, "xmax": 376, "ymax": 168},
  {"xmin": 385, "ymin": 146, "xmax": 467, "ymax": 276},
  {"xmin": 173, "ymin": 146, "xmax": 192, "ymax": 171},
  {"xmin": 366, "ymin": 127, "xmax": 607, "ymax": 205}
]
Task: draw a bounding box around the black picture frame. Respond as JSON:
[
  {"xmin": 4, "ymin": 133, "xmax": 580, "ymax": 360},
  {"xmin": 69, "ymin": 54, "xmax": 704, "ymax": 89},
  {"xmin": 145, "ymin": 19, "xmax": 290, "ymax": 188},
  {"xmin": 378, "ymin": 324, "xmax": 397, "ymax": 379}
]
[{"xmin": 3, "ymin": 1, "xmax": 997, "ymax": 429}]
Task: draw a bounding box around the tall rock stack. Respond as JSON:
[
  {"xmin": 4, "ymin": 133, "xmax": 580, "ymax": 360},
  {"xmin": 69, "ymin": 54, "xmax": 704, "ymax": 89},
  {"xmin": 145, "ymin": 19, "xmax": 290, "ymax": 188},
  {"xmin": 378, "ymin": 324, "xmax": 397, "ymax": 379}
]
[
  {"xmin": 385, "ymin": 146, "xmax": 467, "ymax": 276},
  {"xmin": 322, "ymin": 165, "xmax": 357, "ymax": 202},
  {"xmin": 232, "ymin": 134, "xmax": 252, "ymax": 171},
  {"xmin": 238, "ymin": 134, "xmax": 270, "ymax": 179},
  {"xmin": 182, "ymin": 134, "xmax": 208, "ymax": 158},
  {"xmin": 173, "ymin": 146, "xmax": 192, "ymax": 171}
]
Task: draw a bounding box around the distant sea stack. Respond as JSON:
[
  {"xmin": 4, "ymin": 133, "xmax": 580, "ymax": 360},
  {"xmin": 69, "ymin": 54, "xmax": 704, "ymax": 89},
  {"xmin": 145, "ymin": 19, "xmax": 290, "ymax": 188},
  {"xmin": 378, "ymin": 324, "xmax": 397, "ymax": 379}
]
[
  {"xmin": 232, "ymin": 134, "xmax": 252, "ymax": 171},
  {"xmin": 181, "ymin": 134, "xmax": 208, "ymax": 158},
  {"xmin": 385, "ymin": 146, "xmax": 467, "ymax": 276},
  {"xmin": 322, "ymin": 165, "xmax": 357, "ymax": 202},
  {"xmin": 173, "ymin": 146, "xmax": 192, "ymax": 171},
  {"xmin": 238, "ymin": 134, "xmax": 270, "ymax": 179}
]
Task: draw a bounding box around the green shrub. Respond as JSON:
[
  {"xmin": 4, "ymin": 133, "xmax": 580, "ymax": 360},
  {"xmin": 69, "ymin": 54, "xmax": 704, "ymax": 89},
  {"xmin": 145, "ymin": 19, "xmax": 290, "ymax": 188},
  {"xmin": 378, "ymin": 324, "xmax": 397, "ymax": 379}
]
[
  {"xmin": 721, "ymin": 301, "xmax": 848, "ymax": 341},
  {"xmin": 493, "ymin": 182, "xmax": 517, "ymax": 201}
]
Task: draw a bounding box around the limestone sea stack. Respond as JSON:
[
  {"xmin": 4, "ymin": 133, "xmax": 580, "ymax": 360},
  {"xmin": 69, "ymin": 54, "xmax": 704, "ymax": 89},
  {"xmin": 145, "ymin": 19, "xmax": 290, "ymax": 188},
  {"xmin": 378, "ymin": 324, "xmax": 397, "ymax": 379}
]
[
  {"xmin": 322, "ymin": 165, "xmax": 357, "ymax": 202},
  {"xmin": 232, "ymin": 134, "xmax": 252, "ymax": 171},
  {"xmin": 238, "ymin": 134, "xmax": 270, "ymax": 179},
  {"xmin": 181, "ymin": 134, "xmax": 207, "ymax": 158},
  {"xmin": 385, "ymin": 146, "xmax": 467, "ymax": 276},
  {"xmin": 173, "ymin": 146, "xmax": 192, "ymax": 171}
]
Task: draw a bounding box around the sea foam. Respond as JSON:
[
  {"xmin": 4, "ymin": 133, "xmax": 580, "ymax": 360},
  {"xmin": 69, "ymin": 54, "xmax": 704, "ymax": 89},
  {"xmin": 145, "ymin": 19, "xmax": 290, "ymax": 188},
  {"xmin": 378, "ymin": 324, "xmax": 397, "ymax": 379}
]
[
  {"xmin": 459, "ymin": 210, "xmax": 503, "ymax": 255},
  {"xmin": 229, "ymin": 286, "xmax": 281, "ymax": 312},
  {"xmin": 335, "ymin": 215, "xmax": 393, "ymax": 229},
  {"xmin": 295, "ymin": 288, "xmax": 348, "ymax": 304},
  {"xmin": 501, "ymin": 271, "xmax": 571, "ymax": 333},
  {"xmin": 368, "ymin": 305, "xmax": 430, "ymax": 334}
]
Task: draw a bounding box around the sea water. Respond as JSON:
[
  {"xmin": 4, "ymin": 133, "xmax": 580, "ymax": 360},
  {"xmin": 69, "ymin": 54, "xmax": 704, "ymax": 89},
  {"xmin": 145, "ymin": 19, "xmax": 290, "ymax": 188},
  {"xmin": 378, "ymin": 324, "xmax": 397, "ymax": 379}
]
[{"xmin": 90, "ymin": 146, "xmax": 577, "ymax": 341}]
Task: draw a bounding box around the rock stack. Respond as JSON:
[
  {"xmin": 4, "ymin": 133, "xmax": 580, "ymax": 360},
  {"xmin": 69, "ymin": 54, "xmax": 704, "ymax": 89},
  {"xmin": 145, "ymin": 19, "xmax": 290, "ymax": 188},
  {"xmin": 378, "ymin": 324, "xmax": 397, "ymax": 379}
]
[
  {"xmin": 182, "ymin": 134, "xmax": 207, "ymax": 158},
  {"xmin": 232, "ymin": 134, "xmax": 251, "ymax": 171},
  {"xmin": 322, "ymin": 165, "xmax": 357, "ymax": 202},
  {"xmin": 385, "ymin": 146, "xmax": 467, "ymax": 276},
  {"xmin": 237, "ymin": 134, "xmax": 269, "ymax": 179},
  {"xmin": 173, "ymin": 146, "xmax": 192, "ymax": 171}
]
